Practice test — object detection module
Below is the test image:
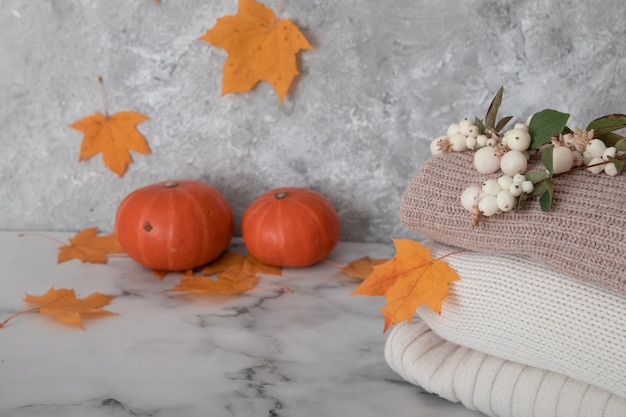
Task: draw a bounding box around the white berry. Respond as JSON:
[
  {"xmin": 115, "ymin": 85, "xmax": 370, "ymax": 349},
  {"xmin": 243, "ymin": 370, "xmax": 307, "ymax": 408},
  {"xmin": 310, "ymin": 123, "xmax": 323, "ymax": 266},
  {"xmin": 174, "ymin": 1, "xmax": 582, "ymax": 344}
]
[
  {"xmin": 466, "ymin": 135, "xmax": 478, "ymax": 150},
  {"xmin": 605, "ymin": 162, "xmax": 619, "ymax": 176},
  {"xmin": 497, "ymin": 175, "xmax": 514, "ymax": 190},
  {"xmin": 485, "ymin": 138, "xmax": 498, "ymax": 147},
  {"xmin": 447, "ymin": 123, "xmax": 461, "ymax": 137},
  {"xmin": 467, "ymin": 125, "xmax": 480, "ymax": 138},
  {"xmin": 514, "ymin": 122, "xmax": 529, "ymax": 132},
  {"xmin": 587, "ymin": 157, "xmax": 605, "ymax": 174},
  {"xmin": 504, "ymin": 129, "xmax": 532, "ymax": 151},
  {"xmin": 450, "ymin": 133, "xmax": 468, "ymax": 152},
  {"xmin": 496, "ymin": 190, "xmax": 516, "ymax": 212},
  {"xmin": 461, "ymin": 186, "xmax": 482, "ymax": 211},
  {"xmin": 482, "ymin": 179, "xmax": 502, "ymax": 196},
  {"xmin": 572, "ymin": 150, "xmax": 584, "ymax": 167},
  {"xmin": 473, "ymin": 146, "xmax": 501, "ymax": 174},
  {"xmin": 521, "ymin": 180, "xmax": 534, "ymax": 194},
  {"xmin": 429, "ymin": 136, "xmax": 447, "ymax": 155},
  {"xmin": 459, "ymin": 119, "xmax": 474, "ymax": 135},
  {"xmin": 476, "ymin": 134, "xmax": 489, "ymax": 147},
  {"xmin": 509, "ymin": 182, "xmax": 523, "ymax": 197},
  {"xmin": 513, "ymin": 173, "xmax": 526, "ymax": 184},
  {"xmin": 602, "ymin": 146, "xmax": 617, "ymax": 161},
  {"xmin": 586, "ymin": 139, "xmax": 607, "ymax": 158},
  {"xmin": 500, "ymin": 150, "xmax": 528, "ymax": 177},
  {"xmin": 478, "ymin": 195, "xmax": 499, "ymax": 217},
  {"xmin": 552, "ymin": 146, "xmax": 574, "ymax": 174}
]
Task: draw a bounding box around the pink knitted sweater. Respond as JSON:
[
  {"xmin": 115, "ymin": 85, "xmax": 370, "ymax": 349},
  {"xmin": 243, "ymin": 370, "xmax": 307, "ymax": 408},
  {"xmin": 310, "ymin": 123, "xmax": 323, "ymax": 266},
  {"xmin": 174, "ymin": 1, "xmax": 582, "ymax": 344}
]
[{"xmin": 400, "ymin": 151, "xmax": 626, "ymax": 295}]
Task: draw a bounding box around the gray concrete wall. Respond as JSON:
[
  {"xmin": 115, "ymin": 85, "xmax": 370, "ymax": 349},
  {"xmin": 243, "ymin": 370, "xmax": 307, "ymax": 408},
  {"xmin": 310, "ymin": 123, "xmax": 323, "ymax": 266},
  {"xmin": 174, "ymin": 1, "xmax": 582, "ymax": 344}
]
[{"xmin": 1, "ymin": 0, "xmax": 625, "ymax": 242}]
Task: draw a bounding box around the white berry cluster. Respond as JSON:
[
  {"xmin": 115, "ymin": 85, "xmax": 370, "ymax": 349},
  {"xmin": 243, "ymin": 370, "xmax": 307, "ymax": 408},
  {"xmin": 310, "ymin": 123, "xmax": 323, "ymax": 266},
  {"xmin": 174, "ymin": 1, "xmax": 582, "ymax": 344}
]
[
  {"xmin": 557, "ymin": 130, "xmax": 621, "ymax": 176},
  {"xmin": 461, "ymin": 173, "xmax": 534, "ymax": 222},
  {"xmin": 429, "ymin": 116, "xmax": 624, "ymax": 223}
]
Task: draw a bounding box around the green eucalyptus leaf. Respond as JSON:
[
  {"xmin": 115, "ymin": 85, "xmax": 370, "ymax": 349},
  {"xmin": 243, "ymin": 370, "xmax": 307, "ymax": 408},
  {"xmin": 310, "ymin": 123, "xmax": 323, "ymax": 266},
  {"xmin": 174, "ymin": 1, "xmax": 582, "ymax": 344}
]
[
  {"xmin": 474, "ymin": 117, "xmax": 486, "ymax": 134},
  {"xmin": 485, "ymin": 86, "xmax": 504, "ymax": 130},
  {"xmin": 541, "ymin": 145, "xmax": 554, "ymax": 175},
  {"xmin": 530, "ymin": 179, "xmax": 548, "ymax": 197},
  {"xmin": 597, "ymin": 132, "xmax": 624, "ymax": 147},
  {"xmin": 539, "ymin": 178, "xmax": 554, "ymax": 211},
  {"xmin": 608, "ymin": 156, "xmax": 625, "ymax": 175},
  {"xmin": 525, "ymin": 170, "xmax": 550, "ymax": 184},
  {"xmin": 495, "ymin": 116, "xmax": 513, "ymax": 133},
  {"xmin": 528, "ymin": 109, "xmax": 570, "ymax": 149},
  {"xmin": 586, "ymin": 114, "xmax": 626, "ymax": 136},
  {"xmin": 615, "ymin": 138, "xmax": 626, "ymax": 152}
]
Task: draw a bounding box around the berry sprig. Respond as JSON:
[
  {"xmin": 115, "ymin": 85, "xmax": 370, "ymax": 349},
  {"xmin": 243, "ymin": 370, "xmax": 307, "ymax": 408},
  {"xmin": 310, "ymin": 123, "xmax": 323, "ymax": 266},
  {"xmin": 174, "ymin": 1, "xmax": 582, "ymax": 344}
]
[{"xmin": 429, "ymin": 87, "xmax": 626, "ymax": 225}]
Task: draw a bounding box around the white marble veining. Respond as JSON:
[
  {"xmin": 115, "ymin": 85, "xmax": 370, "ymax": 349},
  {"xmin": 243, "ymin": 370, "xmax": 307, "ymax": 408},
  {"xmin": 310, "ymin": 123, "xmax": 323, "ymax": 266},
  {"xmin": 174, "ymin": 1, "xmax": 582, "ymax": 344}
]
[{"xmin": 0, "ymin": 232, "xmax": 485, "ymax": 417}]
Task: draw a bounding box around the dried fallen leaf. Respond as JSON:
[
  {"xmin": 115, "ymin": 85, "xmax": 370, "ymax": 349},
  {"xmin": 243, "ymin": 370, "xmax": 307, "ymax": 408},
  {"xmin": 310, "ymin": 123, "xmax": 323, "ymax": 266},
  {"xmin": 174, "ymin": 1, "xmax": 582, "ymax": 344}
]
[
  {"xmin": 1, "ymin": 288, "xmax": 116, "ymax": 329},
  {"xmin": 69, "ymin": 110, "xmax": 150, "ymax": 177},
  {"xmin": 201, "ymin": 252, "xmax": 282, "ymax": 280},
  {"xmin": 58, "ymin": 227, "xmax": 125, "ymax": 264},
  {"xmin": 352, "ymin": 239, "xmax": 461, "ymax": 332},
  {"xmin": 168, "ymin": 274, "xmax": 260, "ymax": 295},
  {"xmin": 151, "ymin": 268, "xmax": 194, "ymax": 280},
  {"xmin": 200, "ymin": 0, "xmax": 314, "ymax": 103},
  {"xmin": 336, "ymin": 256, "xmax": 390, "ymax": 280}
]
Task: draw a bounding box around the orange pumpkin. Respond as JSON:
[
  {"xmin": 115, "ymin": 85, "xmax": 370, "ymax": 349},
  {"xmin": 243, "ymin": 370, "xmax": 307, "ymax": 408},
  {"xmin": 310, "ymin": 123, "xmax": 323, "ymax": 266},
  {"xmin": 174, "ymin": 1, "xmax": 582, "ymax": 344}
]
[
  {"xmin": 115, "ymin": 180, "xmax": 233, "ymax": 271},
  {"xmin": 241, "ymin": 188, "xmax": 340, "ymax": 267}
]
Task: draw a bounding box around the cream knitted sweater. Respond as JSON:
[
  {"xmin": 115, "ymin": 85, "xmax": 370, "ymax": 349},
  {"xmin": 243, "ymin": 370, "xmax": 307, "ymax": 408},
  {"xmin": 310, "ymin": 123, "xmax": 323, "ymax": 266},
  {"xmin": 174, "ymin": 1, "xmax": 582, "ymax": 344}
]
[
  {"xmin": 406, "ymin": 240, "xmax": 626, "ymax": 398},
  {"xmin": 386, "ymin": 321, "xmax": 626, "ymax": 417}
]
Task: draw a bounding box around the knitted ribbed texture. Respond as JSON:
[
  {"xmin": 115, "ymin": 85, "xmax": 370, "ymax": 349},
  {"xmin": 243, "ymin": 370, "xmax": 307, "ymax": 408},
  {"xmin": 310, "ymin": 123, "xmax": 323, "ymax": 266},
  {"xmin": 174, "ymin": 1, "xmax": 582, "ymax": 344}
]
[
  {"xmin": 400, "ymin": 151, "xmax": 626, "ymax": 295},
  {"xmin": 411, "ymin": 240, "xmax": 626, "ymax": 398},
  {"xmin": 385, "ymin": 321, "xmax": 626, "ymax": 417}
]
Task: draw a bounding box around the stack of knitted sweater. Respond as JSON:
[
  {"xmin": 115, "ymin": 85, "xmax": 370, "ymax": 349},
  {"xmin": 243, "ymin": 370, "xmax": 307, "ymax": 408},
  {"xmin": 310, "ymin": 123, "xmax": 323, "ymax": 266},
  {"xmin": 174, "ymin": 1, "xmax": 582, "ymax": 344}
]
[{"xmin": 384, "ymin": 151, "xmax": 626, "ymax": 417}]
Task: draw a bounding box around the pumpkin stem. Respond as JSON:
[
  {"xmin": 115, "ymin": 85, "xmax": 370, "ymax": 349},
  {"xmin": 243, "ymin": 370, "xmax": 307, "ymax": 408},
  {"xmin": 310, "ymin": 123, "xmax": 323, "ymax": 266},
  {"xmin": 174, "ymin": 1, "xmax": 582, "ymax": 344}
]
[
  {"xmin": 163, "ymin": 181, "xmax": 180, "ymax": 188},
  {"xmin": 274, "ymin": 191, "xmax": 289, "ymax": 200}
]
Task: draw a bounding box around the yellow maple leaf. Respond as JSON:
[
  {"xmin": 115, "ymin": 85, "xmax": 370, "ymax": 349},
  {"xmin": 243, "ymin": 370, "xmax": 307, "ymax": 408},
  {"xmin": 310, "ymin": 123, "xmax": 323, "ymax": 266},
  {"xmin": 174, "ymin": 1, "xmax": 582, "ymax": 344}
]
[
  {"xmin": 200, "ymin": 0, "xmax": 314, "ymax": 103},
  {"xmin": 69, "ymin": 110, "xmax": 150, "ymax": 177},
  {"xmin": 352, "ymin": 239, "xmax": 461, "ymax": 332},
  {"xmin": 58, "ymin": 227, "xmax": 125, "ymax": 264}
]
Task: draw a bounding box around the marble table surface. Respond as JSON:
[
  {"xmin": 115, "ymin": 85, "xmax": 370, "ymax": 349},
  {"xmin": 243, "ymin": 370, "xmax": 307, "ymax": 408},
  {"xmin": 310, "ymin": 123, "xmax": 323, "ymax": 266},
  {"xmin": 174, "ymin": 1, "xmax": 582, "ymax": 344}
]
[{"xmin": 0, "ymin": 231, "xmax": 485, "ymax": 417}]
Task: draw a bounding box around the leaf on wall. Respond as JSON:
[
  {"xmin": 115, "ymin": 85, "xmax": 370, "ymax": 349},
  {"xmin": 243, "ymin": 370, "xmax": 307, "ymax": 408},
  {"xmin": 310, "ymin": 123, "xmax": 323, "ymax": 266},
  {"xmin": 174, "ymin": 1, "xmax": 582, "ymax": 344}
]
[
  {"xmin": 70, "ymin": 110, "xmax": 150, "ymax": 177},
  {"xmin": 200, "ymin": 0, "xmax": 314, "ymax": 103}
]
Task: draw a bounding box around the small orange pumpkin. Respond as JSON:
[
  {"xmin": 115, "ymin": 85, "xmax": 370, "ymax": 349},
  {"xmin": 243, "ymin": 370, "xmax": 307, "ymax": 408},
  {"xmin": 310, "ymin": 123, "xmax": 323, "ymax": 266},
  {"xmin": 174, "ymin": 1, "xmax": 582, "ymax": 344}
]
[
  {"xmin": 241, "ymin": 187, "xmax": 340, "ymax": 267},
  {"xmin": 115, "ymin": 180, "xmax": 233, "ymax": 271}
]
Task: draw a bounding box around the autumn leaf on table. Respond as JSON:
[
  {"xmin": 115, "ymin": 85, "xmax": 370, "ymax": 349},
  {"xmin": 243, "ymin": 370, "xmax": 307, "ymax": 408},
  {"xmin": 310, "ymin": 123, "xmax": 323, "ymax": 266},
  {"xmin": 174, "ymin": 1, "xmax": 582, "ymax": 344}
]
[
  {"xmin": 167, "ymin": 274, "xmax": 260, "ymax": 296},
  {"xmin": 200, "ymin": 252, "xmax": 282, "ymax": 280},
  {"xmin": 332, "ymin": 256, "xmax": 390, "ymax": 280},
  {"xmin": 0, "ymin": 288, "xmax": 116, "ymax": 330},
  {"xmin": 200, "ymin": 0, "xmax": 314, "ymax": 103},
  {"xmin": 352, "ymin": 239, "xmax": 461, "ymax": 332},
  {"xmin": 57, "ymin": 227, "xmax": 125, "ymax": 264},
  {"xmin": 166, "ymin": 252, "xmax": 284, "ymax": 295}
]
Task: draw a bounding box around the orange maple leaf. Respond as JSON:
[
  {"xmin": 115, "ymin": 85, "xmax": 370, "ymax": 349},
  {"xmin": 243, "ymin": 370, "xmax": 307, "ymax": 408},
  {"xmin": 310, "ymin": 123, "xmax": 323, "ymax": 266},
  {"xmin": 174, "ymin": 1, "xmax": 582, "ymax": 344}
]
[
  {"xmin": 201, "ymin": 252, "xmax": 282, "ymax": 279},
  {"xmin": 58, "ymin": 227, "xmax": 125, "ymax": 264},
  {"xmin": 200, "ymin": 0, "xmax": 314, "ymax": 103},
  {"xmin": 335, "ymin": 256, "xmax": 390, "ymax": 280},
  {"xmin": 0, "ymin": 288, "xmax": 116, "ymax": 329},
  {"xmin": 69, "ymin": 110, "xmax": 150, "ymax": 177},
  {"xmin": 168, "ymin": 274, "xmax": 260, "ymax": 295},
  {"xmin": 352, "ymin": 239, "xmax": 461, "ymax": 332}
]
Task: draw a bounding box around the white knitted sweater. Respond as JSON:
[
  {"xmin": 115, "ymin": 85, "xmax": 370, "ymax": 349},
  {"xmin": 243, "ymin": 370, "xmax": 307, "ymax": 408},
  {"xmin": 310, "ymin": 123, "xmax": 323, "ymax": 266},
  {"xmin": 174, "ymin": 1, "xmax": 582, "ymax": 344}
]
[
  {"xmin": 403, "ymin": 240, "xmax": 626, "ymax": 398},
  {"xmin": 386, "ymin": 321, "xmax": 626, "ymax": 417}
]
